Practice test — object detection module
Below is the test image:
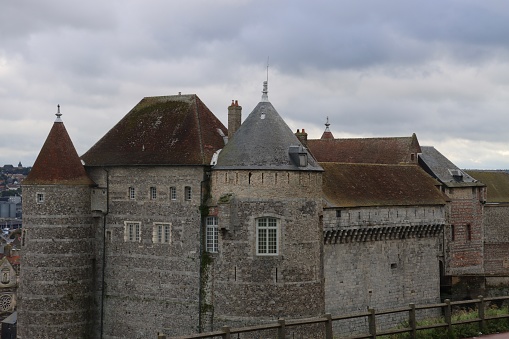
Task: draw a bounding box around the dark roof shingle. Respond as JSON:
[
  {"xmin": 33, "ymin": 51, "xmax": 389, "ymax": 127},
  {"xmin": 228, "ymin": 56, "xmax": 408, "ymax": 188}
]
[
  {"xmin": 81, "ymin": 94, "xmax": 227, "ymax": 166},
  {"xmin": 321, "ymin": 163, "xmax": 447, "ymax": 208}
]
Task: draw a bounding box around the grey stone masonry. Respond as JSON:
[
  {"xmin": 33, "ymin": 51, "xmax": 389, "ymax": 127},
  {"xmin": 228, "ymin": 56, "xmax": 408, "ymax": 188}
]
[
  {"xmin": 19, "ymin": 185, "xmax": 95, "ymax": 339},
  {"xmin": 87, "ymin": 166, "xmax": 205, "ymax": 338}
]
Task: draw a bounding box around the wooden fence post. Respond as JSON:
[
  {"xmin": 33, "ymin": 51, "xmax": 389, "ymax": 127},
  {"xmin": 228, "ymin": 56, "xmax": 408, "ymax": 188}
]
[
  {"xmin": 278, "ymin": 318, "xmax": 286, "ymax": 339},
  {"xmin": 478, "ymin": 295, "xmax": 486, "ymax": 334},
  {"xmin": 325, "ymin": 313, "xmax": 333, "ymax": 339},
  {"xmin": 221, "ymin": 325, "xmax": 231, "ymax": 339},
  {"xmin": 368, "ymin": 308, "xmax": 376, "ymax": 339},
  {"xmin": 445, "ymin": 299, "xmax": 453, "ymax": 336},
  {"xmin": 409, "ymin": 303, "xmax": 417, "ymax": 339}
]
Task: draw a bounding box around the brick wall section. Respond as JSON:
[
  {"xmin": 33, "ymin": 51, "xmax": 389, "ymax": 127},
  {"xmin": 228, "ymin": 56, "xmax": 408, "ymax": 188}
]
[
  {"xmin": 87, "ymin": 166, "xmax": 205, "ymax": 338},
  {"xmin": 208, "ymin": 170, "xmax": 324, "ymax": 336},
  {"xmin": 484, "ymin": 204, "xmax": 509, "ymax": 276},
  {"xmin": 446, "ymin": 187, "xmax": 484, "ymax": 275},
  {"xmin": 19, "ymin": 185, "xmax": 95, "ymax": 338}
]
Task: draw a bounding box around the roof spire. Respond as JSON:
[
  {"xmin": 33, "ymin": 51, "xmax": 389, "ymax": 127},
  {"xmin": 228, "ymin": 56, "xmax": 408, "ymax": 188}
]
[
  {"xmin": 55, "ymin": 104, "xmax": 63, "ymax": 123},
  {"xmin": 320, "ymin": 116, "xmax": 335, "ymax": 139},
  {"xmin": 261, "ymin": 58, "xmax": 269, "ymax": 102}
]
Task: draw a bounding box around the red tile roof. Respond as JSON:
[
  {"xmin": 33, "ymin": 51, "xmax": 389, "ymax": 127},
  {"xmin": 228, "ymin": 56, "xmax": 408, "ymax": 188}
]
[
  {"xmin": 23, "ymin": 120, "xmax": 94, "ymax": 186},
  {"xmin": 81, "ymin": 94, "xmax": 227, "ymax": 166},
  {"xmin": 321, "ymin": 162, "xmax": 447, "ymax": 207},
  {"xmin": 307, "ymin": 134, "xmax": 421, "ymax": 164}
]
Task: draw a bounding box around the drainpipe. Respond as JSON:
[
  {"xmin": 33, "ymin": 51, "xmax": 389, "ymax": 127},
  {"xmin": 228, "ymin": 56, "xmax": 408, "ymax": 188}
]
[{"xmin": 100, "ymin": 168, "xmax": 110, "ymax": 339}]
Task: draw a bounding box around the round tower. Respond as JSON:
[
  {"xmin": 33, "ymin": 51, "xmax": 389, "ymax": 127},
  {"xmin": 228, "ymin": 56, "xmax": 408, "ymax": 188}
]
[
  {"xmin": 207, "ymin": 83, "xmax": 325, "ymax": 336},
  {"xmin": 19, "ymin": 107, "xmax": 95, "ymax": 338}
]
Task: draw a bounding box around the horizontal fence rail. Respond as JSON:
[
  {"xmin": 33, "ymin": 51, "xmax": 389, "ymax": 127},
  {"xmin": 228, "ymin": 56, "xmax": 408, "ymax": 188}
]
[{"xmin": 160, "ymin": 295, "xmax": 509, "ymax": 339}]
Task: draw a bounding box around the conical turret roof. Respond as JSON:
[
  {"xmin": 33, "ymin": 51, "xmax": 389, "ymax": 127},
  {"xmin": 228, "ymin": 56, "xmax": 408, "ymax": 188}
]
[
  {"xmin": 214, "ymin": 83, "xmax": 322, "ymax": 171},
  {"xmin": 24, "ymin": 109, "xmax": 94, "ymax": 186}
]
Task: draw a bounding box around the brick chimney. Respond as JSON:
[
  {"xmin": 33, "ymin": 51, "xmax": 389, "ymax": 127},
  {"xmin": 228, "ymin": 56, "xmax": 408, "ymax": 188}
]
[
  {"xmin": 228, "ymin": 100, "xmax": 242, "ymax": 140},
  {"xmin": 295, "ymin": 128, "xmax": 308, "ymax": 146}
]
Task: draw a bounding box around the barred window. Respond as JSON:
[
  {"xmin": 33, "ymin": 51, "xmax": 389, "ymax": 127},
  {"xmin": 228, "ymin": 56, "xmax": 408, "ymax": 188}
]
[
  {"xmin": 36, "ymin": 193, "xmax": 44, "ymax": 204},
  {"xmin": 153, "ymin": 223, "xmax": 171, "ymax": 244},
  {"xmin": 170, "ymin": 187, "xmax": 177, "ymax": 201},
  {"xmin": 185, "ymin": 186, "xmax": 192, "ymax": 201},
  {"xmin": 124, "ymin": 222, "xmax": 141, "ymax": 242},
  {"xmin": 206, "ymin": 216, "xmax": 218, "ymax": 253},
  {"xmin": 150, "ymin": 187, "xmax": 157, "ymax": 200},
  {"xmin": 256, "ymin": 217, "xmax": 278, "ymax": 255},
  {"xmin": 128, "ymin": 187, "xmax": 135, "ymax": 200}
]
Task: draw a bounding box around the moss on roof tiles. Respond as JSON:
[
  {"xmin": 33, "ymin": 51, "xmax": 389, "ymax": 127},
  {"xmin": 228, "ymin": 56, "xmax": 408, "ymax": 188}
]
[
  {"xmin": 466, "ymin": 170, "xmax": 509, "ymax": 203},
  {"xmin": 81, "ymin": 94, "xmax": 227, "ymax": 166},
  {"xmin": 321, "ymin": 163, "xmax": 447, "ymax": 208}
]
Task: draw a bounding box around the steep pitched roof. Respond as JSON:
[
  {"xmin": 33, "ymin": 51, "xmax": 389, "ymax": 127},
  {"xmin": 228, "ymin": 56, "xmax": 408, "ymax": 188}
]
[
  {"xmin": 419, "ymin": 146, "xmax": 484, "ymax": 188},
  {"xmin": 465, "ymin": 170, "xmax": 509, "ymax": 203},
  {"xmin": 214, "ymin": 88, "xmax": 322, "ymax": 172},
  {"xmin": 307, "ymin": 134, "xmax": 421, "ymax": 164},
  {"xmin": 24, "ymin": 115, "xmax": 94, "ymax": 186},
  {"xmin": 321, "ymin": 163, "xmax": 447, "ymax": 208},
  {"xmin": 81, "ymin": 94, "xmax": 227, "ymax": 166}
]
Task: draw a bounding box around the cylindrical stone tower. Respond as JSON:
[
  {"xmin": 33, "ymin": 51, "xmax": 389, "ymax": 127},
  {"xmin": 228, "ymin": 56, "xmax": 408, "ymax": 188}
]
[{"xmin": 19, "ymin": 108, "xmax": 95, "ymax": 338}]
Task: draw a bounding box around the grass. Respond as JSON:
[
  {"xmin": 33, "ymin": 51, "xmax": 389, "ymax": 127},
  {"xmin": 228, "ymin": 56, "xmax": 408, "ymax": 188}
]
[{"xmin": 379, "ymin": 305, "xmax": 509, "ymax": 339}]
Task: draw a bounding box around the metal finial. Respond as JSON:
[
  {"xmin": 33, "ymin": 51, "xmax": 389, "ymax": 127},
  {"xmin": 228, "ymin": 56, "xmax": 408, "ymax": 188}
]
[
  {"xmin": 55, "ymin": 104, "xmax": 63, "ymax": 122},
  {"xmin": 325, "ymin": 116, "xmax": 331, "ymax": 131}
]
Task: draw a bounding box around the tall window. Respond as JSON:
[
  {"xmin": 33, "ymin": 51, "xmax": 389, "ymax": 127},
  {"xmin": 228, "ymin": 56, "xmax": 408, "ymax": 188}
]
[
  {"xmin": 256, "ymin": 217, "xmax": 278, "ymax": 255},
  {"xmin": 451, "ymin": 224, "xmax": 455, "ymax": 242},
  {"xmin": 153, "ymin": 223, "xmax": 171, "ymax": 243},
  {"xmin": 185, "ymin": 186, "xmax": 192, "ymax": 201},
  {"xmin": 170, "ymin": 187, "xmax": 177, "ymax": 201},
  {"xmin": 150, "ymin": 187, "xmax": 157, "ymax": 200},
  {"xmin": 36, "ymin": 193, "xmax": 45, "ymax": 204},
  {"xmin": 466, "ymin": 224, "xmax": 472, "ymax": 241},
  {"xmin": 206, "ymin": 216, "xmax": 218, "ymax": 253},
  {"xmin": 129, "ymin": 187, "xmax": 135, "ymax": 200},
  {"xmin": 124, "ymin": 222, "xmax": 141, "ymax": 242}
]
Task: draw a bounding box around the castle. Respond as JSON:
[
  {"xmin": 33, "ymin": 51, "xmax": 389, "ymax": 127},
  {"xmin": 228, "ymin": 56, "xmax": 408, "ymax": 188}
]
[{"xmin": 19, "ymin": 82, "xmax": 509, "ymax": 338}]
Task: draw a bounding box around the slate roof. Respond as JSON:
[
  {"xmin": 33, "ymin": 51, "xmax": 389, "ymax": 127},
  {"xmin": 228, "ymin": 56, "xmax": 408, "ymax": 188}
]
[
  {"xmin": 321, "ymin": 163, "xmax": 447, "ymax": 208},
  {"xmin": 465, "ymin": 170, "xmax": 509, "ymax": 203},
  {"xmin": 307, "ymin": 134, "xmax": 421, "ymax": 164},
  {"xmin": 81, "ymin": 94, "xmax": 227, "ymax": 166},
  {"xmin": 419, "ymin": 146, "xmax": 484, "ymax": 188},
  {"xmin": 24, "ymin": 117, "xmax": 94, "ymax": 186},
  {"xmin": 214, "ymin": 100, "xmax": 322, "ymax": 171}
]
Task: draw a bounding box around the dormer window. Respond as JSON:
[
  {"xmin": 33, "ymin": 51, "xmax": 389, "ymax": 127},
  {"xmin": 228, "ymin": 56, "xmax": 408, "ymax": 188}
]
[{"xmin": 289, "ymin": 145, "xmax": 309, "ymax": 168}]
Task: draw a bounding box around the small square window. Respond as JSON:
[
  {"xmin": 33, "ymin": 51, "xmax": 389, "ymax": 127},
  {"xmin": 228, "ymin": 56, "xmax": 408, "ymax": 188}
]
[
  {"xmin": 185, "ymin": 186, "xmax": 192, "ymax": 201},
  {"xmin": 336, "ymin": 210, "xmax": 341, "ymax": 218},
  {"xmin": 36, "ymin": 193, "xmax": 44, "ymax": 204},
  {"xmin": 170, "ymin": 187, "xmax": 177, "ymax": 201},
  {"xmin": 150, "ymin": 187, "xmax": 157, "ymax": 200},
  {"xmin": 129, "ymin": 187, "xmax": 135, "ymax": 200}
]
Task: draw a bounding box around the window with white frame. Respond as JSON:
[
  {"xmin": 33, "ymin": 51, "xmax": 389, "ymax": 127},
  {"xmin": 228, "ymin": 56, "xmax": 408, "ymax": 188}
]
[
  {"xmin": 36, "ymin": 193, "xmax": 45, "ymax": 204},
  {"xmin": 206, "ymin": 216, "xmax": 218, "ymax": 253},
  {"xmin": 185, "ymin": 186, "xmax": 192, "ymax": 201},
  {"xmin": 170, "ymin": 187, "xmax": 177, "ymax": 201},
  {"xmin": 256, "ymin": 217, "xmax": 279, "ymax": 255},
  {"xmin": 150, "ymin": 187, "xmax": 157, "ymax": 200},
  {"xmin": 153, "ymin": 223, "xmax": 171, "ymax": 244},
  {"xmin": 124, "ymin": 221, "xmax": 141, "ymax": 242},
  {"xmin": 128, "ymin": 187, "xmax": 135, "ymax": 200}
]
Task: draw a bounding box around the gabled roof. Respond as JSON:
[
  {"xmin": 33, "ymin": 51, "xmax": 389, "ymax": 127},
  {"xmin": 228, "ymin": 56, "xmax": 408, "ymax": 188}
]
[
  {"xmin": 81, "ymin": 94, "xmax": 227, "ymax": 166},
  {"xmin": 465, "ymin": 170, "xmax": 509, "ymax": 203},
  {"xmin": 321, "ymin": 163, "xmax": 447, "ymax": 208},
  {"xmin": 24, "ymin": 116, "xmax": 94, "ymax": 186},
  {"xmin": 307, "ymin": 134, "xmax": 421, "ymax": 164},
  {"xmin": 419, "ymin": 146, "xmax": 484, "ymax": 188},
  {"xmin": 214, "ymin": 97, "xmax": 322, "ymax": 171}
]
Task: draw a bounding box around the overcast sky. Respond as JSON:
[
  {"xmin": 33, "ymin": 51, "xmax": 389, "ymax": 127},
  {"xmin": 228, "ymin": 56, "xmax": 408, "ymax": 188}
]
[{"xmin": 1, "ymin": 0, "xmax": 509, "ymax": 169}]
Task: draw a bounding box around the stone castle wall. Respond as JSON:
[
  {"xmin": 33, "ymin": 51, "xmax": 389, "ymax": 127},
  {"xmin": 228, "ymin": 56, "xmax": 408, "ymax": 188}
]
[
  {"xmin": 19, "ymin": 184, "xmax": 95, "ymax": 338},
  {"xmin": 87, "ymin": 166, "xmax": 206, "ymax": 338},
  {"xmin": 484, "ymin": 204, "xmax": 509, "ymax": 277}
]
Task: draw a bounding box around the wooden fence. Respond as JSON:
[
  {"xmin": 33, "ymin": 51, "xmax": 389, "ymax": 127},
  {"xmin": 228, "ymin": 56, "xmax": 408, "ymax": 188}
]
[{"xmin": 159, "ymin": 295, "xmax": 509, "ymax": 339}]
